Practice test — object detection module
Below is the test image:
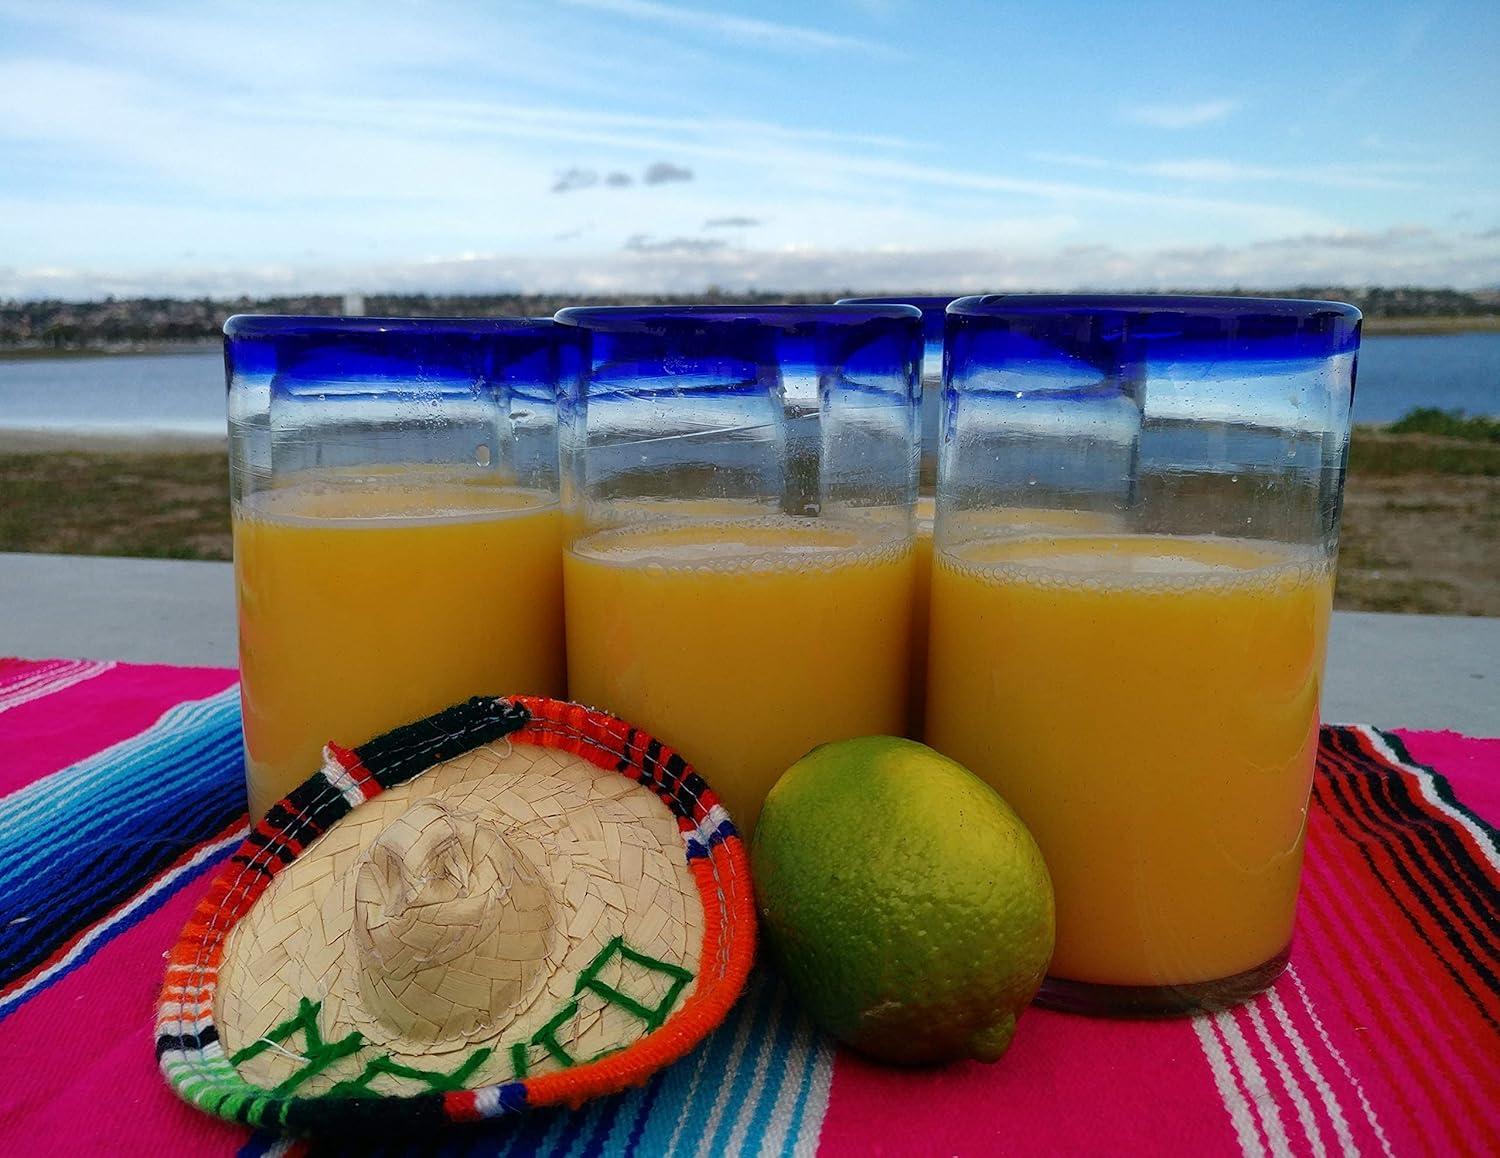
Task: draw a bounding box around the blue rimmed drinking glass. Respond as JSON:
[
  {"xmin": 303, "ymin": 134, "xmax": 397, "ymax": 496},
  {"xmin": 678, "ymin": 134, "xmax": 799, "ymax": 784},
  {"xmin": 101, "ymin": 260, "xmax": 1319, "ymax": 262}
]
[
  {"xmin": 835, "ymin": 295, "xmax": 963, "ymax": 737},
  {"xmin": 223, "ymin": 316, "xmax": 573, "ymax": 821},
  {"xmin": 837, "ymin": 295, "xmax": 960, "ymax": 471},
  {"xmin": 553, "ymin": 304, "xmax": 923, "ymax": 832},
  {"xmin": 926, "ymin": 295, "xmax": 1360, "ymax": 1016},
  {"xmin": 225, "ymin": 315, "xmax": 571, "ymax": 502}
]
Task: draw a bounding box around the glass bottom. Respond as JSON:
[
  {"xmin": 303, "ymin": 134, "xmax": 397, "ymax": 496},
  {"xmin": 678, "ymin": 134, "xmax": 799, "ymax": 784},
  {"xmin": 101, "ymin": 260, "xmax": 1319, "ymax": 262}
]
[{"xmin": 1036, "ymin": 943, "xmax": 1292, "ymax": 1018}]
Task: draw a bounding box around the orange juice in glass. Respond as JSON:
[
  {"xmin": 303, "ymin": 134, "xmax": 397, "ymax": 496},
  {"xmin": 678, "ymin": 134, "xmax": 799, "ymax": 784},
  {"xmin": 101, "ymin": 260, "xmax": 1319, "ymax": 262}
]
[
  {"xmin": 566, "ymin": 516, "xmax": 911, "ymax": 831},
  {"xmin": 233, "ymin": 474, "xmax": 564, "ymax": 820},
  {"xmin": 929, "ymin": 534, "xmax": 1333, "ymax": 987},
  {"xmin": 927, "ymin": 295, "xmax": 1359, "ymax": 1015},
  {"xmin": 555, "ymin": 305, "xmax": 923, "ymax": 834},
  {"xmin": 225, "ymin": 317, "xmax": 570, "ymax": 820},
  {"xmin": 907, "ymin": 498, "xmax": 1125, "ymax": 741},
  {"xmin": 909, "ymin": 496, "xmax": 934, "ymax": 739}
]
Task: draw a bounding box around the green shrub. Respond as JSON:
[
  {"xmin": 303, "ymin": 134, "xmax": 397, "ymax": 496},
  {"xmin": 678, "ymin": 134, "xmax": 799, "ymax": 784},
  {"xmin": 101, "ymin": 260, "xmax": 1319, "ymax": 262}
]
[{"xmin": 1386, "ymin": 408, "xmax": 1500, "ymax": 442}]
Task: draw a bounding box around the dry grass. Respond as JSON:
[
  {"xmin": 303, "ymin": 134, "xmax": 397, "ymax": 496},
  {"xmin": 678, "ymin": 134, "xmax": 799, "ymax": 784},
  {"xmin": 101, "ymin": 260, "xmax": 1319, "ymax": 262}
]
[
  {"xmin": 0, "ymin": 451, "xmax": 230, "ymax": 560},
  {"xmin": 1335, "ymin": 474, "xmax": 1500, "ymax": 615},
  {"xmin": 1332, "ymin": 427, "xmax": 1499, "ymax": 614},
  {"xmin": 1361, "ymin": 315, "xmax": 1500, "ymax": 335},
  {"xmin": 2, "ymin": 438, "xmax": 1496, "ymax": 615}
]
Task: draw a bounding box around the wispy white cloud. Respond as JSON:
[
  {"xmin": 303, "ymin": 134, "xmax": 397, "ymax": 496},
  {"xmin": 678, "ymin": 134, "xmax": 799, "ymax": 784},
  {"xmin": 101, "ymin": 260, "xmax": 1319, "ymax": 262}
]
[
  {"xmin": 1141, "ymin": 159, "xmax": 1416, "ymax": 190},
  {"xmin": 0, "ymin": 0, "xmax": 635, "ymax": 101},
  {"xmin": 1248, "ymin": 224, "xmax": 1440, "ymax": 252},
  {"xmin": 0, "ymin": 54, "xmax": 1330, "ymax": 261},
  {"xmin": 550, "ymin": 161, "xmax": 693, "ymax": 192},
  {"xmin": 552, "ymin": 168, "xmax": 600, "ymax": 193},
  {"xmin": 1120, "ymin": 99, "xmax": 1239, "ymax": 129},
  {"xmin": 622, "ymin": 233, "xmax": 726, "ymax": 253},
  {"xmin": 553, "ymin": 0, "xmax": 886, "ymax": 53},
  {"xmin": 6, "ymin": 225, "xmax": 1494, "ymax": 299},
  {"xmin": 1036, "ymin": 152, "xmax": 1443, "ymax": 192},
  {"xmin": 311, "ymin": 94, "xmax": 924, "ymax": 153},
  {"xmin": 643, "ymin": 161, "xmax": 694, "ymax": 184},
  {"xmin": 802, "ymin": 153, "xmax": 1329, "ymax": 236}
]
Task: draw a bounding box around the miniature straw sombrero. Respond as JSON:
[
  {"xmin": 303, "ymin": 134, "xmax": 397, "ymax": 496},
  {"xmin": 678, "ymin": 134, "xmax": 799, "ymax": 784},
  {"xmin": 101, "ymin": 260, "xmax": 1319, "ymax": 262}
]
[{"xmin": 157, "ymin": 696, "xmax": 755, "ymax": 1135}]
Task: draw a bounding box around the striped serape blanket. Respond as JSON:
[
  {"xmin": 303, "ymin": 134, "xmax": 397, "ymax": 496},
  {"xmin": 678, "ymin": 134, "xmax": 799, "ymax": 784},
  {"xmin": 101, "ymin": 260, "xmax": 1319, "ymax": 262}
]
[{"xmin": 0, "ymin": 656, "xmax": 1496, "ymax": 1157}]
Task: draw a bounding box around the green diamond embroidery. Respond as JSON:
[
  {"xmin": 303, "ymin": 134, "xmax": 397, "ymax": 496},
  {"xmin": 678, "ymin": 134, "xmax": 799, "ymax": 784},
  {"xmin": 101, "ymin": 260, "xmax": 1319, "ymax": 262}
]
[
  {"xmin": 228, "ymin": 997, "xmax": 365, "ymax": 1096},
  {"xmin": 522, "ymin": 935, "xmax": 695, "ymax": 1069},
  {"xmin": 326, "ymin": 1047, "xmax": 494, "ymax": 1097}
]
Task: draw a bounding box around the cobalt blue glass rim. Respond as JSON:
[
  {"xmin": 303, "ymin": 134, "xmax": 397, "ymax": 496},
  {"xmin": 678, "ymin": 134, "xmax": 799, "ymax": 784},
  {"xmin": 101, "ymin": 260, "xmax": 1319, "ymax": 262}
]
[
  {"xmin": 946, "ymin": 294, "xmax": 1361, "ymax": 359},
  {"xmin": 223, "ymin": 315, "xmax": 571, "ymax": 387},
  {"xmin": 836, "ymin": 296, "xmax": 958, "ymax": 342},
  {"xmin": 223, "ymin": 314, "xmax": 558, "ymax": 340},
  {"xmin": 835, "ymin": 295, "xmax": 961, "ymax": 312},
  {"xmin": 553, "ymin": 303, "xmax": 922, "ymax": 331},
  {"xmin": 947, "ymin": 294, "xmax": 1361, "ymax": 320}
]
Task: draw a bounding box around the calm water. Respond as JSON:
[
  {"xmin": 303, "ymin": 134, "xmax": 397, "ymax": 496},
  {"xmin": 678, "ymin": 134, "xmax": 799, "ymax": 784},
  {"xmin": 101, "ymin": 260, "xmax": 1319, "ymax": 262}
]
[
  {"xmin": 1350, "ymin": 332, "xmax": 1500, "ymax": 422},
  {"xmin": 0, "ymin": 350, "xmax": 228, "ymax": 438},
  {"xmin": 0, "ymin": 333, "xmax": 1496, "ymax": 437}
]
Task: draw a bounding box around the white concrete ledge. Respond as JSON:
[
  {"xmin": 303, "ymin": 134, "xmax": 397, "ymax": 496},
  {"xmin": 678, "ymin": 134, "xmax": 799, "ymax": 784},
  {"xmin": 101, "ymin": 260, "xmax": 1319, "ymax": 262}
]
[
  {"xmin": 1, "ymin": 552, "xmax": 1495, "ymax": 737},
  {"xmin": 0, "ymin": 552, "xmax": 235, "ymax": 668},
  {"xmin": 1322, "ymin": 610, "xmax": 1497, "ymax": 738}
]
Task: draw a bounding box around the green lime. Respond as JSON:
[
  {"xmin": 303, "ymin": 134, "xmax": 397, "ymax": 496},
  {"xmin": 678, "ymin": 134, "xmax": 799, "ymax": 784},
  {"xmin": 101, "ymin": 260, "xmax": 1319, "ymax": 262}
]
[{"xmin": 751, "ymin": 736, "xmax": 1054, "ymax": 1065}]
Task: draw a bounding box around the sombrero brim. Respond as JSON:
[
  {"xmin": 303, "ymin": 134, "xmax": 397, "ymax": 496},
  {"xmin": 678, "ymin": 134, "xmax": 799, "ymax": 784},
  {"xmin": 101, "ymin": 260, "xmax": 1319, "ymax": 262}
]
[{"xmin": 157, "ymin": 696, "xmax": 756, "ymax": 1136}]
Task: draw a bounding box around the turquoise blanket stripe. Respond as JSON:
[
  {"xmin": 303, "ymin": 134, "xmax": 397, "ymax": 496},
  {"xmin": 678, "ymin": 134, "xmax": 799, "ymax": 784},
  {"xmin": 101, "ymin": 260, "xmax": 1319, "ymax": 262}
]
[
  {"xmin": 278, "ymin": 971, "xmax": 822, "ymax": 1157},
  {"xmin": 0, "ymin": 688, "xmax": 246, "ymax": 988}
]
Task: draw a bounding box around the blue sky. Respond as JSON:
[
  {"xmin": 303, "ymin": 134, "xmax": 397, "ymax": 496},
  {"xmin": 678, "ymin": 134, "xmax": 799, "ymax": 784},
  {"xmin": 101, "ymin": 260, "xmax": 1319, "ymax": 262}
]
[{"xmin": 1, "ymin": 0, "xmax": 1497, "ymax": 298}]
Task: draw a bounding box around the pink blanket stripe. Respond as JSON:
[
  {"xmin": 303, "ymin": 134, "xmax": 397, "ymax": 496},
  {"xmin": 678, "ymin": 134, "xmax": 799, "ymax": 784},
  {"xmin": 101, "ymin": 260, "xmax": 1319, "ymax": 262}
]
[
  {"xmin": 0, "ymin": 658, "xmax": 1494, "ymax": 1157},
  {"xmin": 0, "ymin": 854, "xmax": 247, "ymax": 1157},
  {"xmin": 0, "ymin": 658, "xmax": 238, "ymax": 792}
]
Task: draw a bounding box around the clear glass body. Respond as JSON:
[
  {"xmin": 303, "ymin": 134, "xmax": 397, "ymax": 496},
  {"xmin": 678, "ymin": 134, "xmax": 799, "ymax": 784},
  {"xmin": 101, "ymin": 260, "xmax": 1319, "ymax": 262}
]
[
  {"xmin": 837, "ymin": 296, "xmax": 960, "ymax": 737},
  {"xmin": 836, "ymin": 295, "xmax": 957, "ymax": 477},
  {"xmin": 225, "ymin": 316, "xmax": 569, "ymax": 821},
  {"xmin": 926, "ymin": 295, "xmax": 1360, "ymax": 1015},
  {"xmin": 555, "ymin": 304, "xmax": 923, "ymax": 833}
]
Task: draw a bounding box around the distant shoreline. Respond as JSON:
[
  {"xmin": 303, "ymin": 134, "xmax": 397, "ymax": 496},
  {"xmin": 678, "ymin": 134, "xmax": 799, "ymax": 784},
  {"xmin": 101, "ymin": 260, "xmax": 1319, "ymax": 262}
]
[
  {"xmin": 1361, "ymin": 315, "xmax": 1500, "ymax": 335},
  {"xmin": 0, "ymin": 427, "xmax": 226, "ymax": 454},
  {"xmin": 1, "ymin": 315, "xmax": 1496, "ymax": 361},
  {"xmin": 0, "ymin": 342, "xmax": 220, "ymax": 362}
]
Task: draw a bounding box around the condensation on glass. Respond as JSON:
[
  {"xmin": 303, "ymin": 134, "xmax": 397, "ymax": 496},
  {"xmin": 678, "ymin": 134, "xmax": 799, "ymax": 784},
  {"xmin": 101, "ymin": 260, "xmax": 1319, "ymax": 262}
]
[{"xmin": 837, "ymin": 295, "xmax": 960, "ymax": 478}]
